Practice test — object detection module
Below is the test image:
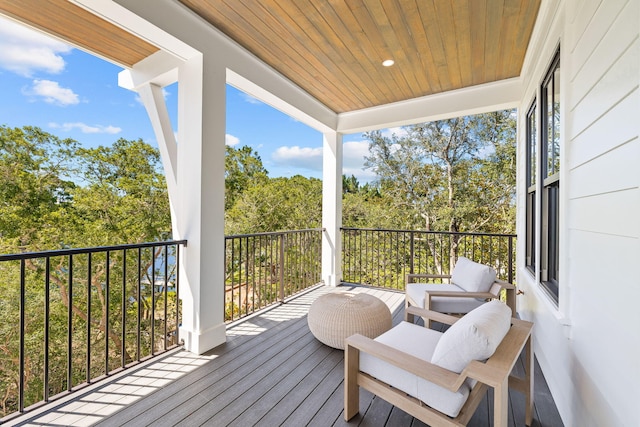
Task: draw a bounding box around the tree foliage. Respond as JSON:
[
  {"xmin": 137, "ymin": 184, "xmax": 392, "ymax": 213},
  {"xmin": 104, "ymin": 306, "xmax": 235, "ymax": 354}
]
[
  {"xmin": 363, "ymin": 111, "xmax": 516, "ymax": 234},
  {"xmin": 0, "ymin": 126, "xmax": 172, "ymax": 416},
  {"xmin": 0, "ymin": 126, "xmax": 78, "ymax": 249},
  {"xmin": 226, "ymin": 175, "xmax": 322, "ymax": 234},
  {"xmin": 0, "ymin": 110, "xmax": 517, "ymax": 415},
  {"xmin": 225, "ymin": 145, "xmax": 268, "ymax": 210}
]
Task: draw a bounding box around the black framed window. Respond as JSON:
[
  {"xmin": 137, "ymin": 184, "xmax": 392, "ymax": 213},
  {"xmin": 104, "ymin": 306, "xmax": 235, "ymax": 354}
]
[
  {"xmin": 540, "ymin": 49, "xmax": 560, "ymax": 302},
  {"xmin": 525, "ymin": 101, "xmax": 536, "ymax": 273}
]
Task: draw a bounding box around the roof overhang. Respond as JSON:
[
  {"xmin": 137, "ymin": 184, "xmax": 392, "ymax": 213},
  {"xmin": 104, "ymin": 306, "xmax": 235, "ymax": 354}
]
[{"xmin": 0, "ymin": 0, "xmax": 539, "ymax": 133}]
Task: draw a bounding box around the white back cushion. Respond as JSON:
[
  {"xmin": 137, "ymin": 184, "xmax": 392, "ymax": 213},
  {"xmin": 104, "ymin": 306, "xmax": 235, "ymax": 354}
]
[
  {"xmin": 451, "ymin": 256, "xmax": 497, "ymax": 293},
  {"xmin": 430, "ymin": 300, "xmax": 511, "ymax": 373}
]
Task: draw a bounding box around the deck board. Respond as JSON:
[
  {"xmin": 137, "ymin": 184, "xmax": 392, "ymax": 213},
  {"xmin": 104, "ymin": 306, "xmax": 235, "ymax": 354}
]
[{"xmin": 10, "ymin": 285, "xmax": 563, "ymax": 427}]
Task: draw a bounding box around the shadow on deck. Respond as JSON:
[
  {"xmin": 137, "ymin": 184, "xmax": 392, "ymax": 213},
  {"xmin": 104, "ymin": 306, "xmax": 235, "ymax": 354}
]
[{"xmin": 7, "ymin": 285, "xmax": 563, "ymax": 427}]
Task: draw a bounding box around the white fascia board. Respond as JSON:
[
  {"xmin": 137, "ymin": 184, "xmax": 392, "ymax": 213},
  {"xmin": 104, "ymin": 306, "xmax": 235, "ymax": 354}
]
[
  {"xmin": 226, "ymin": 69, "xmax": 336, "ymax": 134},
  {"xmin": 104, "ymin": 0, "xmax": 337, "ymax": 133},
  {"xmin": 337, "ymin": 77, "xmax": 523, "ymax": 134}
]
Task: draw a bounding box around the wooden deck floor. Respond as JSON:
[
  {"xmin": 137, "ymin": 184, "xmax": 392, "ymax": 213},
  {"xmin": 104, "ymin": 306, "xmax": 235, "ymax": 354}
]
[{"xmin": 9, "ymin": 285, "xmax": 563, "ymax": 427}]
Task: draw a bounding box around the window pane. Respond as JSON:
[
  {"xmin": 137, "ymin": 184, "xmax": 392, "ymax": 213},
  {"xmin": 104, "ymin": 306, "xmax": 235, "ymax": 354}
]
[
  {"xmin": 526, "ymin": 190, "xmax": 536, "ymax": 270},
  {"xmin": 528, "ymin": 107, "xmax": 537, "ymax": 186},
  {"xmin": 539, "ymin": 49, "xmax": 560, "ymax": 304},
  {"xmin": 546, "ymin": 82, "xmax": 554, "ymax": 175},
  {"xmin": 553, "ymin": 67, "xmax": 561, "ymax": 174}
]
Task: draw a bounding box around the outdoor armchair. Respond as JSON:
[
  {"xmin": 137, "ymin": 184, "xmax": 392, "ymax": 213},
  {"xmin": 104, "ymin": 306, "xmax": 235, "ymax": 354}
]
[
  {"xmin": 405, "ymin": 256, "xmax": 516, "ymax": 320},
  {"xmin": 344, "ymin": 300, "xmax": 534, "ymax": 426}
]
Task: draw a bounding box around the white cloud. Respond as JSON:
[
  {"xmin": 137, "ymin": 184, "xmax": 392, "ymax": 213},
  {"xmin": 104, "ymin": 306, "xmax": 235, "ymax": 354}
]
[
  {"xmin": 343, "ymin": 140, "xmax": 369, "ymax": 167},
  {"xmin": 49, "ymin": 122, "xmax": 121, "ymax": 134},
  {"xmin": 25, "ymin": 79, "xmax": 79, "ymax": 106},
  {"xmin": 271, "ymin": 141, "xmax": 376, "ymax": 183},
  {"xmin": 226, "ymin": 133, "xmax": 240, "ymax": 146},
  {"xmin": 380, "ymin": 126, "xmax": 409, "ymax": 139},
  {"xmin": 0, "ymin": 16, "xmax": 72, "ymax": 77},
  {"xmin": 272, "ymin": 146, "xmax": 323, "ymax": 172},
  {"xmin": 240, "ymin": 92, "xmax": 262, "ymax": 105},
  {"xmin": 343, "ymin": 140, "xmax": 376, "ymax": 182}
]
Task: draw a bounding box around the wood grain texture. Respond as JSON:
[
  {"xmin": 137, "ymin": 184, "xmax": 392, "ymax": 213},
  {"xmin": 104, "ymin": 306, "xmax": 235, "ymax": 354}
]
[
  {"xmin": 0, "ymin": 0, "xmax": 158, "ymax": 67},
  {"xmin": 0, "ymin": 0, "xmax": 540, "ymax": 112},
  {"xmin": 179, "ymin": 0, "xmax": 541, "ymax": 112}
]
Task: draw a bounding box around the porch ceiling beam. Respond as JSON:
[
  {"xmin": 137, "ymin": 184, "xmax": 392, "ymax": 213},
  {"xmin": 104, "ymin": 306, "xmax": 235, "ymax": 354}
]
[
  {"xmin": 118, "ymin": 50, "xmax": 182, "ymax": 90},
  {"xmin": 227, "ymin": 69, "xmax": 336, "ymax": 134},
  {"xmin": 336, "ymin": 77, "xmax": 523, "ymax": 134}
]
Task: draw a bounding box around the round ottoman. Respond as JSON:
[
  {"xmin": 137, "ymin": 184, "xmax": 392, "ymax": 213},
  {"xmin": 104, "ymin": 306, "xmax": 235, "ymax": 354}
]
[{"xmin": 307, "ymin": 292, "xmax": 392, "ymax": 350}]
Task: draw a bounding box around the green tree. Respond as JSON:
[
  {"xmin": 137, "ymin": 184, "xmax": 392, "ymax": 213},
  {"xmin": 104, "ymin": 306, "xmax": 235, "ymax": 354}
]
[
  {"xmin": 0, "ymin": 127, "xmax": 172, "ymax": 416},
  {"xmin": 225, "ymin": 145, "xmax": 268, "ymax": 210},
  {"xmin": 70, "ymin": 138, "xmax": 171, "ymax": 245},
  {"xmin": 363, "ymin": 111, "xmax": 516, "ymax": 269},
  {"xmin": 0, "ymin": 125, "xmax": 78, "ymax": 250},
  {"xmin": 226, "ymin": 175, "xmax": 322, "ymax": 234}
]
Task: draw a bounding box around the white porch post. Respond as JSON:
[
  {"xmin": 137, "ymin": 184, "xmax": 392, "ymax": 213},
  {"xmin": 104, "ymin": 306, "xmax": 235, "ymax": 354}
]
[
  {"xmin": 175, "ymin": 54, "xmax": 227, "ymax": 354},
  {"xmin": 322, "ymin": 131, "xmax": 343, "ymax": 287}
]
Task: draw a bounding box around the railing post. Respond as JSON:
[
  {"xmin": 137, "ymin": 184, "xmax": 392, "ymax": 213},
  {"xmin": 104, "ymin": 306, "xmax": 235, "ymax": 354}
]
[
  {"xmin": 175, "ymin": 243, "xmax": 181, "ymax": 346},
  {"xmin": 45, "ymin": 257, "xmax": 51, "ymax": 400},
  {"xmin": 508, "ymin": 235, "xmax": 514, "ymax": 284},
  {"xmin": 19, "ymin": 259, "xmax": 25, "ymax": 413},
  {"xmin": 105, "ymin": 251, "xmax": 110, "ymax": 374},
  {"xmin": 409, "ymin": 230, "xmax": 415, "ymax": 275},
  {"xmin": 67, "ymin": 254, "xmax": 73, "ymax": 391},
  {"xmin": 279, "ymin": 233, "xmax": 285, "ymax": 302}
]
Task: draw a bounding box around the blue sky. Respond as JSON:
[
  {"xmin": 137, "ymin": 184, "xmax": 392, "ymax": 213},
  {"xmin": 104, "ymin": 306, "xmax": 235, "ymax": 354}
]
[{"xmin": 0, "ymin": 15, "xmax": 390, "ymax": 183}]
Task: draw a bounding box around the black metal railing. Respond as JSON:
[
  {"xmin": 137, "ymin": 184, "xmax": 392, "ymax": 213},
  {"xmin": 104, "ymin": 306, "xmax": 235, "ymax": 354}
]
[
  {"xmin": 224, "ymin": 229, "xmax": 323, "ymax": 322},
  {"xmin": 341, "ymin": 228, "xmax": 516, "ymax": 289},
  {"xmin": 0, "ymin": 240, "xmax": 186, "ymax": 420}
]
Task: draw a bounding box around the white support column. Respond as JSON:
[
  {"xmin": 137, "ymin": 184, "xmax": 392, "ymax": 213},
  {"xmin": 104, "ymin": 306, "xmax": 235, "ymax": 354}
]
[
  {"xmin": 322, "ymin": 131, "xmax": 343, "ymax": 287},
  {"xmin": 175, "ymin": 54, "xmax": 227, "ymax": 354}
]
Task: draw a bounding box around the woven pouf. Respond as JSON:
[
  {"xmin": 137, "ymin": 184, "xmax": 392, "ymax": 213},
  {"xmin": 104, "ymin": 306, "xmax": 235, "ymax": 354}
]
[{"xmin": 307, "ymin": 292, "xmax": 392, "ymax": 350}]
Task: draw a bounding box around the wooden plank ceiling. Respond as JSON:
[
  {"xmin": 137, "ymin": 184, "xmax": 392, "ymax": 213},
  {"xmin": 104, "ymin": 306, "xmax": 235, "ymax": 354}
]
[
  {"xmin": 180, "ymin": 0, "xmax": 541, "ymax": 113},
  {"xmin": 0, "ymin": 0, "xmax": 158, "ymax": 68},
  {"xmin": 0, "ymin": 0, "xmax": 540, "ymax": 114}
]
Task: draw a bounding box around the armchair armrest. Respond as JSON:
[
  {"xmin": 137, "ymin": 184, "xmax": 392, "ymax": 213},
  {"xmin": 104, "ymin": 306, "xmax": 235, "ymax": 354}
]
[
  {"xmin": 425, "ymin": 290, "xmax": 497, "ymax": 299},
  {"xmin": 495, "ymin": 280, "xmax": 516, "ymax": 290},
  {"xmin": 345, "ymin": 333, "xmax": 465, "ymax": 391},
  {"xmin": 405, "ymin": 305, "xmax": 460, "ymax": 326}
]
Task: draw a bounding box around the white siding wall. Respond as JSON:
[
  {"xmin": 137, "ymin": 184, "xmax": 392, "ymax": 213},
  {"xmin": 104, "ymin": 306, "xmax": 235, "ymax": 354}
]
[{"xmin": 517, "ymin": 0, "xmax": 640, "ymax": 425}]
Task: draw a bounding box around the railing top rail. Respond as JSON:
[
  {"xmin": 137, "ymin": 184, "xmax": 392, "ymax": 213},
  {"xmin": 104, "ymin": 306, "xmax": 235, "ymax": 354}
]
[
  {"xmin": 0, "ymin": 240, "xmax": 188, "ymax": 261},
  {"xmin": 225, "ymin": 228, "xmax": 325, "ymax": 239},
  {"xmin": 340, "ymin": 227, "xmax": 516, "ymax": 238}
]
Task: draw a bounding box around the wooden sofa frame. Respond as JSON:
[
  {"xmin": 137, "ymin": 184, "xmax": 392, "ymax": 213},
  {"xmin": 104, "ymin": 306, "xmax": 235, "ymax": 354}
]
[
  {"xmin": 344, "ymin": 305, "xmax": 533, "ymax": 427},
  {"xmin": 406, "ymin": 273, "xmax": 518, "ymax": 318}
]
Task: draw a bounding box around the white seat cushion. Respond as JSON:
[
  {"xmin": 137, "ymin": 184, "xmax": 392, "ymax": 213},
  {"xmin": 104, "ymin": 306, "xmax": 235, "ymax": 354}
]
[
  {"xmin": 431, "ymin": 300, "xmax": 512, "ymax": 373},
  {"xmin": 359, "ymin": 321, "xmax": 472, "ymax": 418},
  {"xmin": 451, "ymin": 256, "xmax": 497, "ymax": 293},
  {"xmin": 406, "ymin": 283, "xmax": 485, "ymax": 313}
]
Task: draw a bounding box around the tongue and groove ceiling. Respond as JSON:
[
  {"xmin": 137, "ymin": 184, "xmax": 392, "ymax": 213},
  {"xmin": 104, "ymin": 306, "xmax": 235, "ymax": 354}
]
[{"xmin": 0, "ymin": 0, "xmax": 540, "ymax": 114}]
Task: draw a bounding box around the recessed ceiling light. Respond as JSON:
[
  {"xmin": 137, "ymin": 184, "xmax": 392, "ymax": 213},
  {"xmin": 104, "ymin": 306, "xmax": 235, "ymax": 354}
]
[{"xmin": 382, "ymin": 59, "xmax": 395, "ymax": 67}]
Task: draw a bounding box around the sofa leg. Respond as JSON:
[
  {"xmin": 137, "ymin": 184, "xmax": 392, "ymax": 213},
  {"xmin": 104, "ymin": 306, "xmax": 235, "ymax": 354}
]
[
  {"xmin": 404, "ymin": 299, "xmax": 415, "ymax": 323},
  {"xmin": 344, "ymin": 343, "xmax": 360, "ymax": 421},
  {"xmin": 525, "ymin": 335, "xmax": 534, "ymax": 426},
  {"xmin": 494, "ymin": 377, "xmax": 509, "ymax": 427}
]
